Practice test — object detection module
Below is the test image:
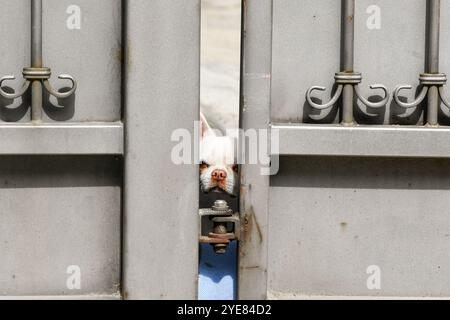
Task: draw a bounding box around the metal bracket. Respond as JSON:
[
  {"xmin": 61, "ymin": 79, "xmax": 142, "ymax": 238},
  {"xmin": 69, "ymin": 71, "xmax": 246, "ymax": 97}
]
[{"xmin": 199, "ymin": 200, "xmax": 240, "ymax": 254}]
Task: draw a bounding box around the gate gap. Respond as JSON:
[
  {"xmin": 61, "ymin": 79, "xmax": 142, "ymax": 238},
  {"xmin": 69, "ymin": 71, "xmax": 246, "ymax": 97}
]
[{"xmin": 198, "ymin": 0, "xmax": 242, "ymax": 300}]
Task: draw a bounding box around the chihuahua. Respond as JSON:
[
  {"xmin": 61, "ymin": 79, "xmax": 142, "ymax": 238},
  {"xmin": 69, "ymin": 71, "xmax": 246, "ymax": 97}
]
[{"xmin": 199, "ymin": 112, "xmax": 238, "ymax": 196}]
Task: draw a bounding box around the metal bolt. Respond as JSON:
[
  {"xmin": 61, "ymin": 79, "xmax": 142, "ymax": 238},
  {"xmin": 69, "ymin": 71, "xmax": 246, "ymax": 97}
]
[
  {"xmin": 213, "ymin": 200, "xmax": 229, "ymax": 211},
  {"xmin": 213, "ymin": 244, "xmax": 227, "ymax": 254},
  {"xmin": 213, "ymin": 224, "xmax": 228, "ymax": 234},
  {"xmin": 212, "ymin": 201, "xmax": 230, "ymax": 254}
]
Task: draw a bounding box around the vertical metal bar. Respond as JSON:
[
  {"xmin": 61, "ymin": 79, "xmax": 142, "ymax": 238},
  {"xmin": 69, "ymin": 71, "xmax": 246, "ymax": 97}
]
[
  {"xmin": 426, "ymin": 0, "xmax": 440, "ymax": 126},
  {"xmin": 31, "ymin": 0, "xmax": 42, "ymax": 68},
  {"xmin": 341, "ymin": 84, "xmax": 353, "ymax": 125},
  {"xmin": 427, "ymin": 0, "xmax": 440, "ymax": 73},
  {"xmin": 238, "ymin": 0, "xmax": 271, "ymax": 300},
  {"xmin": 123, "ymin": 0, "xmax": 200, "ymax": 299},
  {"xmin": 31, "ymin": 0, "xmax": 42, "ymax": 122},
  {"xmin": 342, "ymin": 0, "xmax": 354, "ymax": 72},
  {"xmin": 341, "ymin": 0, "xmax": 355, "ymax": 125}
]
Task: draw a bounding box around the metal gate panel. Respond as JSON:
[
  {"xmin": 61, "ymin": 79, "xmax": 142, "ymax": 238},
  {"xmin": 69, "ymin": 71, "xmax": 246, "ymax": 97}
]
[
  {"xmin": 0, "ymin": 0, "xmax": 123, "ymax": 299},
  {"xmin": 440, "ymin": 0, "xmax": 450, "ymax": 117},
  {"xmin": 262, "ymin": 0, "xmax": 450, "ymax": 299},
  {"xmin": 271, "ymin": 0, "xmax": 428, "ymax": 125},
  {"xmin": 0, "ymin": 156, "xmax": 121, "ymax": 297},
  {"xmin": 268, "ymin": 157, "xmax": 450, "ymax": 298},
  {"xmin": 0, "ymin": 0, "xmax": 30, "ymax": 122},
  {"xmin": 353, "ymin": 0, "xmax": 425, "ymax": 125},
  {"xmin": 238, "ymin": 0, "xmax": 272, "ymax": 300},
  {"xmin": 123, "ymin": 0, "xmax": 200, "ymax": 300},
  {"xmin": 271, "ymin": 0, "xmax": 341, "ymax": 123},
  {"xmin": 43, "ymin": 0, "xmax": 122, "ymax": 122}
]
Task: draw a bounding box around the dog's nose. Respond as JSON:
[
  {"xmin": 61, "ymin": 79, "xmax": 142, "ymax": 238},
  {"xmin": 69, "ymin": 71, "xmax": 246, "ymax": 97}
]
[{"xmin": 211, "ymin": 169, "xmax": 227, "ymax": 181}]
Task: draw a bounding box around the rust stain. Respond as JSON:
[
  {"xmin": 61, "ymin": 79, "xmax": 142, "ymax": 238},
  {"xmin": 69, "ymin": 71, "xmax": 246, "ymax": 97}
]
[
  {"xmin": 348, "ymin": 15, "xmax": 354, "ymax": 22},
  {"xmin": 240, "ymin": 182, "xmax": 263, "ymax": 244},
  {"xmin": 242, "ymin": 205, "xmax": 263, "ymax": 244},
  {"xmin": 124, "ymin": 40, "xmax": 132, "ymax": 71},
  {"xmin": 252, "ymin": 206, "xmax": 264, "ymax": 244},
  {"xmin": 242, "ymin": 0, "xmax": 248, "ymax": 32},
  {"xmin": 243, "ymin": 265, "xmax": 261, "ymax": 270},
  {"xmin": 115, "ymin": 47, "xmax": 124, "ymax": 64}
]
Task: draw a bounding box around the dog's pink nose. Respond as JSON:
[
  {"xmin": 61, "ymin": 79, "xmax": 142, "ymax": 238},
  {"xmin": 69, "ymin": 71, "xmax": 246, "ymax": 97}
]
[{"xmin": 211, "ymin": 169, "xmax": 227, "ymax": 181}]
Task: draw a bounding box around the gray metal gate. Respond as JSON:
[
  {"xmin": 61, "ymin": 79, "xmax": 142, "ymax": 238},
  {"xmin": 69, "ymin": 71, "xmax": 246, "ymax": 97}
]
[
  {"xmin": 0, "ymin": 0, "xmax": 199, "ymax": 299},
  {"xmin": 4, "ymin": 0, "xmax": 450, "ymax": 300},
  {"xmin": 239, "ymin": 0, "xmax": 450, "ymax": 299}
]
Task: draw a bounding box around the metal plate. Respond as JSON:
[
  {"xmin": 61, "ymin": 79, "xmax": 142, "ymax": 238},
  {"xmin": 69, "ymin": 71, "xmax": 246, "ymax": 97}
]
[
  {"xmin": 271, "ymin": 0, "xmax": 431, "ymax": 125},
  {"xmin": 0, "ymin": 0, "xmax": 31, "ymax": 122},
  {"xmin": 123, "ymin": 0, "xmax": 200, "ymax": 300},
  {"xmin": 269, "ymin": 156, "xmax": 450, "ymax": 297},
  {"xmin": 43, "ymin": 0, "xmax": 122, "ymax": 122},
  {"xmin": 0, "ymin": 156, "xmax": 121, "ymax": 296},
  {"xmin": 0, "ymin": 122, "xmax": 123, "ymax": 155},
  {"xmin": 273, "ymin": 123, "xmax": 450, "ymax": 158}
]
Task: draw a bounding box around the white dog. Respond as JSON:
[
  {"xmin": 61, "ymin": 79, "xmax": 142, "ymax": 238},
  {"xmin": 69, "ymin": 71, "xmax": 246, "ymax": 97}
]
[{"xmin": 199, "ymin": 112, "xmax": 238, "ymax": 196}]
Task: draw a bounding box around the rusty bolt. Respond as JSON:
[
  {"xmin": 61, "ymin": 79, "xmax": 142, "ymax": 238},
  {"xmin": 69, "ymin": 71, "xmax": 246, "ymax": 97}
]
[
  {"xmin": 212, "ymin": 201, "xmax": 230, "ymax": 254},
  {"xmin": 214, "ymin": 243, "xmax": 228, "ymax": 254}
]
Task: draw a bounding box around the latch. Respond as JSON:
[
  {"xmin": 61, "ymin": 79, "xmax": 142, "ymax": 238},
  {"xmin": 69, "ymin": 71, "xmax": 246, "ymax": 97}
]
[{"xmin": 199, "ymin": 200, "xmax": 240, "ymax": 254}]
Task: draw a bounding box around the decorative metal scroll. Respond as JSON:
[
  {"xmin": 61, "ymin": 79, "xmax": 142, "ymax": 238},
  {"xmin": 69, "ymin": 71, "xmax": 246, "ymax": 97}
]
[
  {"xmin": 306, "ymin": 0, "xmax": 389, "ymax": 125},
  {"xmin": 0, "ymin": 0, "xmax": 77, "ymax": 122}
]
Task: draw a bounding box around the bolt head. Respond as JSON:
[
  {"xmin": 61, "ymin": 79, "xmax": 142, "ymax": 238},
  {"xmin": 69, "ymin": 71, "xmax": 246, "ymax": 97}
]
[
  {"xmin": 213, "ymin": 200, "xmax": 229, "ymax": 211},
  {"xmin": 213, "ymin": 243, "xmax": 228, "ymax": 254}
]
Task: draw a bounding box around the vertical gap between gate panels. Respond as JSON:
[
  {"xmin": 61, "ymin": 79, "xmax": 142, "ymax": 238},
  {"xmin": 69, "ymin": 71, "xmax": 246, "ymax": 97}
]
[
  {"xmin": 120, "ymin": 0, "xmax": 126, "ymax": 299},
  {"xmin": 198, "ymin": 0, "xmax": 242, "ymax": 300}
]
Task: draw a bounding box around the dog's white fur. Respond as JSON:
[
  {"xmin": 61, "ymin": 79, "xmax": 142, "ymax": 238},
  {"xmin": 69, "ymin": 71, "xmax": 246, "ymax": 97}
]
[{"xmin": 199, "ymin": 112, "xmax": 238, "ymax": 196}]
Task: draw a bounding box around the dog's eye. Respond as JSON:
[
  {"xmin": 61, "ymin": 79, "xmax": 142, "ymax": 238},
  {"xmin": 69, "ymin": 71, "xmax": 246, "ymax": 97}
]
[{"xmin": 200, "ymin": 161, "xmax": 210, "ymax": 169}]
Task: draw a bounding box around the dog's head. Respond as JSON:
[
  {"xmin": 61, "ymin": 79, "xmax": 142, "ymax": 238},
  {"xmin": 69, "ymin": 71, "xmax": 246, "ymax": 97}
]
[{"xmin": 199, "ymin": 112, "xmax": 238, "ymax": 196}]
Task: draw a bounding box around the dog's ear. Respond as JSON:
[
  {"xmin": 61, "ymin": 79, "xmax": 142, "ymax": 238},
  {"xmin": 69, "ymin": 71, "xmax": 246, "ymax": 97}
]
[{"xmin": 200, "ymin": 112, "xmax": 214, "ymax": 138}]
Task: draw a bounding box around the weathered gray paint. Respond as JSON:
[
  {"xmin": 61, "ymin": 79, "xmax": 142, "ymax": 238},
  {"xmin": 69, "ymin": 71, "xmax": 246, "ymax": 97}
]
[
  {"xmin": 0, "ymin": 1, "xmax": 123, "ymax": 298},
  {"xmin": 0, "ymin": 0, "xmax": 121, "ymax": 123},
  {"xmin": 265, "ymin": 0, "xmax": 450, "ymax": 299},
  {"xmin": 273, "ymin": 124, "xmax": 450, "ymax": 158},
  {"xmin": 269, "ymin": 156, "xmax": 450, "ymax": 297},
  {"xmin": 0, "ymin": 156, "xmax": 121, "ymax": 296},
  {"xmin": 0, "ymin": 123, "xmax": 122, "ymax": 155},
  {"xmin": 123, "ymin": 0, "xmax": 200, "ymax": 299},
  {"xmin": 0, "ymin": 0, "xmax": 31, "ymax": 121},
  {"xmin": 271, "ymin": 0, "xmax": 429, "ymax": 125},
  {"xmin": 238, "ymin": 0, "xmax": 272, "ymax": 300},
  {"xmin": 42, "ymin": 0, "xmax": 122, "ymax": 122}
]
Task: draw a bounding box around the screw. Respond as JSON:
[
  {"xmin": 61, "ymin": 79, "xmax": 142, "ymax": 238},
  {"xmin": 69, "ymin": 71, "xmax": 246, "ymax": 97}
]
[
  {"xmin": 214, "ymin": 243, "xmax": 227, "ymax": 254},
  {"xmin": 213, "ymin": 200, "xmax": 229, "ymax": 211},
  {"xmin": 212, "ymin": 216, "xmax": 229, "ymax": 254}
]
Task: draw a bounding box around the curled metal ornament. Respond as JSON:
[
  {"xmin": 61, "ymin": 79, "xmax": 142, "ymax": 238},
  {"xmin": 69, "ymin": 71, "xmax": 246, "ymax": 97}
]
[
  {"xmin": 439, "ymin": 86, "xmax": 450, "ymax": 109},
  {"xmin": 43, "ymin": 74, "xmax": 77, "ymax": 99},
  {"xmin": 0, "ymin": 75, "xmax": 30, "ymax": 99},
  {"xmin": 393, "ymin": 85, "xmax": 429, "ymax": 109},
  {"xmin": 354, "ymin": 84, "xmax": 389, "ymax": 108},
  {"xmin": 306, "ymin": 84, "xmax": 343, "ymax": 110},
  {"xmin": 306, "ymin": 72, "xmax": 389, "ymax": 119},
  {"xmin": 24, "ymin": 67, "xmax": 77, "ymax": 99},
  {"xmin": 0, "ymin": 68, "xmax": 76, "ymax": 103}
]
